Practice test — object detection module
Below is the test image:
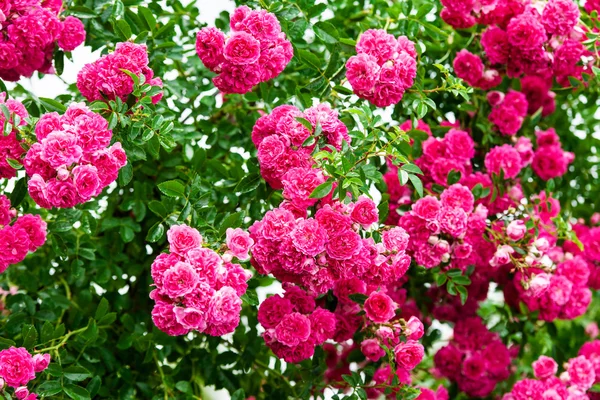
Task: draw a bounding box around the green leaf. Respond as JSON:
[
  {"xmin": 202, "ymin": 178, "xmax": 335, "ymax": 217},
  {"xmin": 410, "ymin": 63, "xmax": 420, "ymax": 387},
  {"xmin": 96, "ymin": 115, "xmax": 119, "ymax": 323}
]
[
  {"xmin": 118, "ymin": 162, "xmax": 133, "ymax": 186},
  {"xmin": 114, "ymin": 19, "xmax": 132, "ymax": 40},
  {"xmin": 231, "ymin": 389, "xmax": 245, "ymax": 400},
  {"xmin": 138, "ymin": 6, "xmax": 157, "ymax": 31},
  {"xmin": 297, "ymin": 49, "xmax": 322, "ymax": 70},
  {"xmin": 309, "ymin": 180, "xmax": 333, "ymax": 199},
  {"xmin": 219, "ymin": 212, "xmax": 243, "ymax": 235},
  {"xmin": 67, "ymin": 6, "xmax": 96, "ymax": 18},
  {"xmin": 176, "ymin": 381, "xmax": 193, "ymax": 394},
  {"xmin": 407, "ymin": 174, "xmax": 423, "ymax": 197},
  {"xmin": 241, "ymin": 290, "xmax": 259, "ymax": 306},
  {"xmin": 21, "ymin": 324, "xmax": 37, "ymax": 349},
  {"xmin": 146, "ymin": 222, "xmax": 165, "ymax": 242},
  {"xmin": 86, "ymin": 376, "xmax": 101, "ymax": 398},
  {"xmin": 39, "ymin": 97, "xmax": 67, "ymax": 113},
  {"xmin": 63, "ymin": 384, "xmax": 91, "ymax": 400},
  {"xmin": 41, "ymin": 321, "xmax": 54, "ymax": 343},
  {"xmin": 400, "ymin": 163, "xmax": 423, "ymax": 175},
  {"xmin": 447, "ymin": 169, "xmax": 461, "ymax": 185},
  {"xmin": 157, "ymin": 180, "xmax": 186, "ymax": 197},
  {"xmin": 148, "ymin": 200, "xmax": 168, "ymax": 218},
  {"xmin": 95, "ymin": 297, "xmax": 109, "ymax": 320},
  {"xmin": 456, "ymin": 285, "xmax": 468, "ymax": 305},
  {"xmin": 451, "ymin": 275, "xmax": 471, "ymax": 285},
  {"xmin": 348, "ymin": 293, "xmax": 368, "ymax": 305},
  {"xmin": 314, "ymin": 21, "xmax": 339, "ymax": 44},
  {"xmin": 64, "ymin": 366, "xmax": 92, "ymax": 382},
  {"xmin": 9, "ymin": 178, "xmax": 27, "ymax": 207},
  {"xmin": 38, "ymin": 381, "xmax": 63, "ymax": 396}
]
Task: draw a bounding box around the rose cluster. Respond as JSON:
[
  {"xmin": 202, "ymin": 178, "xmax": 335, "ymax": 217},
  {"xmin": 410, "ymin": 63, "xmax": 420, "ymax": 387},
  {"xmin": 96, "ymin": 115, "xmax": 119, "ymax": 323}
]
[
  {"xmin": 24, "ymin": 103, "xmax": 127, "ymax": 209},
  {"xmin": 447, "ymin": 0, "xmax": 589, "ymax": 87},
  {"xmin": 258, "ymin": 284, "xmax": 336, "ymax": 363},
  {"xmin": 77, "ymin": 42, "xmax": 163, "ymax": 104},
  {"xmin": 249, "ymin": 199, "xmax": 411, "ymax": 295},
  {"xmin": 398, "ymin": 184, "xmax": 489, "ymax": 271},
  {"xmin": 195, "ymin": 6, "xmax": 293, "ymax": 94},
  {"xmin": 0, "ymin": 0, "xmax": 85, "ymax": 81},
  {"xmin": 531, "ymin": 128, "xmax": 574, "ymax": 181},
  {"xmin": 150, "ymin": 224, "xmax": 252, "ymax": 337},
  {"xmin": 503, "ymin": 340, "xmax": 600, "ymax": 399},
  {"xmin": 0, "ymin": 195, "xmax": 47, "ymax": 274},
  {"xmin": 252, "ymin": 104, "xmax": 350, "ymax": 189},
  {"xmin": 0, "ymin": 93, "xmax": 28, "ymax": 179},
  {"xmin": 345, "ymin": 29, "xmax": 417, "ymax": 107},
  {"xmin": 487, "ymin": 90, "xmax": 528, "ymax": 136},
  {"xmin": 414, "ymin": 127, "xmax": 475, "ymax": 188},
  {"xmin": 434, "ymin": 317, "xmax": 512, "ymax": 398},
  {"xmin": 0, "ymin": 346, "xmax": 50, "ymax": 399},
  {"xmin": 565, "ymin": 219, "xmax": 600, "ymax": 291}
]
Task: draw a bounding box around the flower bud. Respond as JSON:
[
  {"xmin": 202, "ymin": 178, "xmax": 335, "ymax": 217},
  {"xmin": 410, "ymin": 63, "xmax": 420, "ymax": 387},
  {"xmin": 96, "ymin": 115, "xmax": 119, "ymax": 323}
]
[{"xmin": 506, "ymin": 220, "xmax": 526, "ymax": 241}]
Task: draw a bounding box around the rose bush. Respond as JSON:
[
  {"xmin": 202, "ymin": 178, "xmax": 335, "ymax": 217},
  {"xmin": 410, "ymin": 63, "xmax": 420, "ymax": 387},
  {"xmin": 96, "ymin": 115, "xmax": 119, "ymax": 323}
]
[{"xmin": 1, "ymin": 0, "xmax": 600, "ymax": 399}]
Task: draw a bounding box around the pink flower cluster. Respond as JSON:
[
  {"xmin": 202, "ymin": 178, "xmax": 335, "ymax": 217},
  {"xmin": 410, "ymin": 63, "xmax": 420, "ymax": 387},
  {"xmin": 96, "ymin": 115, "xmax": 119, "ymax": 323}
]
[
  {"xmin": 251, "ymin": 104, "xmax": 349, "ymax": 189},
  {"xmin": 77, "ymin": 42, "xmax": 163, "ymax": 104},
  {"xmin": 249, "ymin": 200, "xmax": 410, "ymax": 295},
  {"xmin": 0, "ymin": 93, "xmax": 28, "ymax": 179},
  {"xmin": 414, "ymin": 128, "xmax": 474, "ymax": 187},
  {"xmin": 195, "ymin": 6, "xmax": 292, "ymax": 94},
  {"xmin": 258, "ymin": 284, "xmax": 336, "ymax": 363},
  {"xmin": 434, "ymin": 317, "xmax": 512, "ymax": 398},
  {"xmin": 0, "ymin": 195, "xmax": 47, "ymax": 274},
  {"xmin": 361, "ymin": 291, "xmax": 425, "ymax": 370},
  {"xmin": 345, "ymin": 29, "xmax": 417, "ymax": 107},
  {"xmin": 503, "ymin": 342, "xmax": 600, "ymax": 399},
  {"xmin": 564, "ymin": 220, "xmax": 600, "ymax": 291},
  {"xmin": 487, "ymin": 90, "xmax": 528, "ymax": 135},
  {"xmin": 0, "ymin": 346, "xmax": 50, "ymax": 399},
  {"xmin": 515, "ymin": 256, "xmax": 592, "ymax": 321},
  {"xmin": 531, "ymin": 128, "xmax": 574, "ymax": 181},
  {"xmin": 150, "ymin": 224, "xmax": 252, "ymax": 337},
  {"xmin": 447, "ymin": 1, "xmax": 590, "ymax": 87},
  {"xmin": 399, "ymin": 184, "xmax": 489, "ymax": 271},
  {"xmin": 484, "ymin": 143, "xmax": 525, "ymax": 179},
  {"xmin": 24, "ymin": 103, "xmax": 127, "ymax": 209},
  {"xmin": 0, "ymin": 1, "xmax": 85, "ymax": 81}
]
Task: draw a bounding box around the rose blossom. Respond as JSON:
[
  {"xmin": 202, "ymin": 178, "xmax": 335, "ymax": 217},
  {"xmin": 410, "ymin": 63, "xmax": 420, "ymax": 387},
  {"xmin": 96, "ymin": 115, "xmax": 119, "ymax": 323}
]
[
  {"xmin": 350, "ymin": 195, "xmax": 379, "ymax": 228},
  {"xmin": 361, "ymin": 339, "xmax": 386, "ymax": 362},
  {"xmin": 274, "ymin": 312, "xmax": 311, "ymax": 347},
  {"xmin": 532, "ymin": 355, "xmax": 558, "ymax": 379},
  {"xmin": 225, "ymin": 228, "xmax": 253, "ymax": 260},
  {"xmin": 167, "ymin": 225, "xmax": 202, "ymax": 255},
  {"xmin": 364, "ymin": 292, "xmax": 396, "ymax": 323},
  {"xmin": 0, "ymin": 347, "xmax": 35, "ymax": 388},
  {"xmin": 507, "ymin": 220, "xmax": 527, "ymax": 241},
  {"xmin": 394, "ymin": 340, "xmax": 424, "ymax": 370},
  {"xmin": 161, "ymin": 262, "xmax": 200, "ymax": 298}
]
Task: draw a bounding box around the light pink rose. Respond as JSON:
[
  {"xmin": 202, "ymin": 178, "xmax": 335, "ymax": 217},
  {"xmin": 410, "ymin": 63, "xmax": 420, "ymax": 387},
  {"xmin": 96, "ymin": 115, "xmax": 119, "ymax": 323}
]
[
  {"xmin": 167, "ymin": 224, "xmax": 202, "ymax": 255},
  {"xmin": 533, "ymin": 355, "xmax": 558, "ymax": 379},
  {"xmin": 161, "ymin": 262, "xmax": 200, "ymax": 298},
  {"xmin": 507, "ymin": 220, "xmax": 527, "ymax": 241},
  {"xmin": 174, "ymin": 307, "xmax": 207, "ymax": 331},
  {"xmin": 405, "ymin": 316, "xmax": 424, "ymax": 340},
  {"xmin": 394, "ymin": 340, "xmax": 424, "ymax": 371},
  {"xmin": 225, "ymin": 227, "xmax": 253, "ymax": 260},
  {"xmin": 490, "ymin": 245, "xmax": 515, "ymax": 267}
]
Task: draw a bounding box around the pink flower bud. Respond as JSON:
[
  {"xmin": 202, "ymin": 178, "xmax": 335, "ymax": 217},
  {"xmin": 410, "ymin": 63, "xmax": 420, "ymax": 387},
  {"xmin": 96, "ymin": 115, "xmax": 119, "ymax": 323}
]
[
  {"xmin": 405, "ymin": 316, "xmax": 424, "ymax": 340},
  {"xmin": 506, "ymin": 220, "xmax": 526, "ymax": 241},
  {"xmin": 487, "ymin": 91, "xmax": 505, "ymax": 106},
  {"xmin": 585, "ymin": 322, "xmax": 599, "ymax": 339},
  {"xmin": 534, "ymin": 238, "xmax": 550, "ymax": 252},
  {"xmin": 56, "ymin": 167, "xmax": 70, "ymax": 181},
  {"xmin": 591, "ymin": 213, "xmax": 600, "ymax": 225},
  {"xmin": 32, "ymin": 353, "xmax": 51, "ymax": 372},
  {"xmin": 15, "ymin": 387, "xmax": 29, "ymax": 400},
  {"xmin": 490, "ymin": 245, "xmax": 514, "ymax": 267}
]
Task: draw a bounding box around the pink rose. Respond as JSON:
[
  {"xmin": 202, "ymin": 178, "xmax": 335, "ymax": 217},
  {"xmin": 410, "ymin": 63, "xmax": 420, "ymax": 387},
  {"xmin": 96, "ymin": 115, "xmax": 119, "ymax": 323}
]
[
  {"xmin": 361, "ymin": 338, "xmax": 385, "ymax": 362},
  {"xmin": 325, "ymin": 229, "xmax": 361, "ymax": 260},
  {"xmin": 161, "ymin": 262, "xmax": 200, "ymax": 298},
  {"xmin": 40, "ymin": 131, "xmax": 82, "ymax": 168},
  {"xmin": 528, "ymin": 273, "xmax": 551, "ymax": 297},
  {"xmin": 438, "ymin": 207, "xmax": 468, "ymax": 238},
  {"xmin": 223, "ymin": 32, "xmax": 261, "ymax": 65},
  {"xmin": 346, "ymin": 54, "xmax": 379, "ymax": 92},
  {"xmin": 57, "ymin": 16, "xmax": 86, "ymax": 52},
  {"xmin": 533, "ymin": 355, "xmax": 558, "ymax": 379},
  {"xmin": 15, "ymin": 387, "xmax": 29, "ymax": 400},
  {"xmin": 72, "ymin": 164, "xmax": 101, "ymax": 200},
  {"xmin": 405, "ymin": 316, "xmax": 424, "ymax": 340},
  {"xmin": 195, "ymin": 27, "xmax": 225, "ymax": 71},
  {"xmin": 364, "ymin": 292, "xmax": 396, "ymax": 323},
  {"xmin": 206, "ymin": 286, "xmax": 242, "ymax": 335},
  {"xmin": 382, "ymin": 227, "xmax": 409, "ymax": 252},
  {"xmin": 167, "ymin": 224, "xmax": 202, "ymax": 255},
  {"xmin": 506, "ymin": 220, "xmax": 527, "ymax": 241},
  {"xmin": 257, "ymin": 294, "xmax": 293, "ymax": 329},
  {"xmin": 394, "ymin": 340, "xmax": 424, "ymax": 371},
  {"xmin": 12, "ymin": 214, "xmax": 46, "ymax": 251},
  {"xmin": 567, "ymin": 355, "xmax": 595, "ymax": 390},
  {"xmin": 290, "ymin": 219, "xmax": 327, "ymax": 257},
  {"xmin": 490, "ymin": 245, "xmax": 514, "ymax": 267},
  {"xmin": 34, "ymin": 112, "xmax": 61, "ymax": 141},
  {"xmin": 152, "ymin": 300, "xmax": 189, "ymax": 336},
  {"xmin": 0, "ymin": 226, "xmax": 31, "ymax": 265},
  {"xmin": 46, "ymin": 178, "xmax": 80, "ymax": 208},
  {"xmin": 173, "ymin": 307, "xmax": 207, "ymax": 331},
  {"xmin": 350, "ymin": 195, "xmax": 379, "ymax": 228},
  {"xmin": 412, "ymin": 196, "xmax": 441, "ymax": 220},
  {"xmin": 274, "ymin": 312, "xmax": 311, "ymax": 347},
  {"xmin": 0, "ymin": 347, "xmax": 35, "ymax": 388},
  {"xmin": 32, "ymin": 353, "xmax": 50, "ymax": 373},
  {"xmin": 225, "ymin": 227, "xmax": 253, "ymax": 261},
  {"xmin": 308, "ymin": 307, "xmax": 336, "ymax": 345}
]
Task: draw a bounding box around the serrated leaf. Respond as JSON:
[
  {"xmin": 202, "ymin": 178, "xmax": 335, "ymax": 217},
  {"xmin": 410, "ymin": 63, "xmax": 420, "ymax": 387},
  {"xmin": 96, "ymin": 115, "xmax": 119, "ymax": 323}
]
[
  {"xmin": 114, "ymin": 19, "xmax": 132, "ymax": 40},
  {"xmin": 157, "ymin": 180, "xmax": 186, "ymax": 197},
  {"xmin": 64, "ymin": 366, "xmax": 92, "ymax": 382},
  {"xmin": 309, "ymin": 180, "xmax": 333, "ymax": 199},
  {"xmin": 63, "ymin": 384, "xmax": 91, "ymax": 400}
]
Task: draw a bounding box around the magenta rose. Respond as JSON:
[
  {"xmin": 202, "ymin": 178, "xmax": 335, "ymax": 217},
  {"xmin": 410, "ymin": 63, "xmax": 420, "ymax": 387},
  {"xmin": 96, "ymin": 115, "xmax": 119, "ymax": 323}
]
[
  {"xmin": 152, "ymin": 300, "xmax": 189, "ymax": 336},
  {"xmin": 274, "ymin": 312, "xmax": 311, "ymax": 347},
  {"xmin": 161, "ymin": 261, "xmax": 200, "ymax": 298},
  {"xmin": 364, "ymin": 292, "xmax": 396, "ymax": 323},
  {"xmin": 72, "ymin": 164, "xmax": 101, "ymax": 200},
  {"xmin": 382, "ymin": 227, "xmax": 410, "ymax": 252},
  {"xmin": 361, "ymin": 338, "xmax": 385, "ymax": 362},
  {"xmin": 325, "ymin": 229, "xmax": 361, "ymax": 260},
  {"xmin": 225, "ymin": 227, "xmax": 253, "ymax": 260},
  {"xmin": 40, "ymin": 131, "xmax": 82, "ymax": 168},
  {"xmin": 32, "ymin": 353, "xmax": 50, "ymax": 373},
  {"xmin": 568, "ymin": 355, "xmax": 595, "ymax": 390},
  {"xmin": 350, "ymin": 195, "xmax": 379, "ymax": 228},
  {"xmin": 173, "ymin": 307, "xmax": 207, "ymax": 331},
  {"xmin": 394, "ymin": 340, "xmax": 424, "ymax": 371},
  {"xmin": 167, "ymin": 224, "xmax": 202, "ymax": 255},
  {"xmin": 308, "ymin": 307, "xmax": 336, "ymax": 345},
  {"xmin": 257, "ymin": 294, "xmax": 293, "ymax": 329},
  {"xmin": 406, "ymin": 316, "xmax": 424, "ymax": 340},
  {"xmin": 0, "ymin": 347, "xmax": 35, "ymax": 388},
  {"xmin": 46, "ymin": 178, "xmax": 80, "ymax": 208},
  {"xmin": 223, "ymin": 32, "xmax": 261, "ymax": 65},
  {"xmin": 532, "ymin": 355, "xmax": 558, "ymax": 379},
  {"xmin": 290, "ymin": 219, "xmax": 327, "ymax": 257}
]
